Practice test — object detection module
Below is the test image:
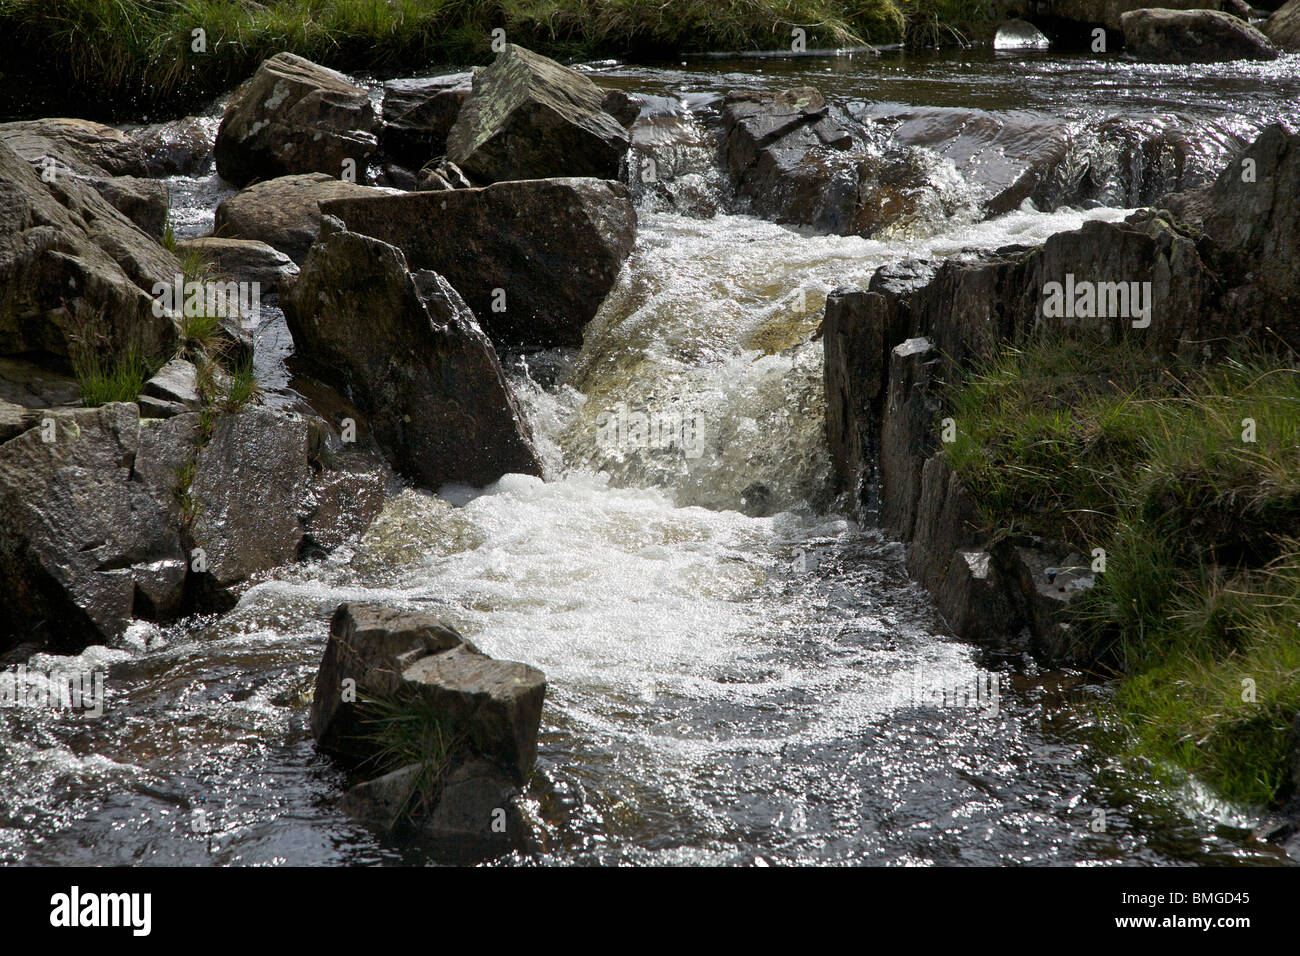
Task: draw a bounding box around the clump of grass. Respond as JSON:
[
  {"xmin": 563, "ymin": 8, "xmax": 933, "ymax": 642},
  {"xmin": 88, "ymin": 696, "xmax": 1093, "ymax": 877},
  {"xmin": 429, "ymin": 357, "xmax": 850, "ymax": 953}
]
[
  {"xmin": 73, "ymin": 347, "xmax": 157, "ymax": 406},
  {"xmin": 943, "ymin": 331, "xmax": 1300, "ymax": 808},
  {"xmin": 357, "ymin": 691, "xmax": 468, "ymax": 821},
  {"xmin": 218, "ymin": 353, "xmax": 260, "ymax": 412}
]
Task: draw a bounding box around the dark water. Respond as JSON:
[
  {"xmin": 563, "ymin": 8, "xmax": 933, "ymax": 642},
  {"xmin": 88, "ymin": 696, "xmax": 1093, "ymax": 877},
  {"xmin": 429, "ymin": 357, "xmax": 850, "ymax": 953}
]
[{"xmin": 2, "ymin": 49, "xmax": 1298, "ymax": 866}]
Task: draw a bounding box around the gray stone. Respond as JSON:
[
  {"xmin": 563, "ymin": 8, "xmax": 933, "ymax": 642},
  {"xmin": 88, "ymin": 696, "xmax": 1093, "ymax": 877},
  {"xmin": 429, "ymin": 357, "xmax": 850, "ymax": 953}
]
[
  {"xmin": 1121, "ymin": 8, "xmax": 1279, "ymax": 62},
  {"xmin": 446, "ymin": 45, "xmax": 629, "ymax": 183},
  {"xmin": 212, "ymin": 173, "xmax": 385, "ymax": 263},
  {"xmin": 282, "ymin": 226, "xmax": 542, "ymax": 488},
  {"xmin": 380, "ymin": 73, "xmax": 472, "ymax": 168},
  {"xmin": 175, "ymin": 237, "xmax": 299, "ymax": 291},
  {"xmin": 1267, "ymin": 0, "xmax": 1300, "ymax": 49},
  {"xmin": 215, "ymin": 53, "xmax": 378, "ymax": 187},
  {"xmin": 320, "ymin": 177, "xmax": 636, "ymax": 349}
]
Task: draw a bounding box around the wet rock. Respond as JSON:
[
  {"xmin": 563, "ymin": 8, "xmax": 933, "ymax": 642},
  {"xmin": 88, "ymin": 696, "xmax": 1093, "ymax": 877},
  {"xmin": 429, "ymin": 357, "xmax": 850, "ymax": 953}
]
[
  {"xmin": 0, "ymin": 118, "xmax": 148, "ymax": 176},
  {"xmin": 415, "ymin": 158, "xmax": 473, "ymax": 192},
  {"xmin": 341, "ymin": 763, "xmax": 422, "ymax": 832},
  {"xmin": 446, "ymin": 44, "xmax": 629, "ymax": 183},
  {"xmin": 301, "ymin": 456, "xmax": 389, "ymax": 554},
  {"xmin": 214, "ymin": 52, "xmax": 378, "ymax": 187},
  {"xmin": 86, "ymin": 175, "xmax": 169, "ymax": 238},
  {"xmin": 1200, "ymin": 122, "xmax": 1300, "ymax": 311},
  {"xmin": 175, "ymin": 236, "xmax": 299, "ymax": 291},
  {"xmin": 424, "ymin": 756, "xmax": 526, "ymax": 854},
  {"xmin": 880, "ymin": 336, "xmax": 941, "ymax": 540},
  {"xmin": 0, "ymin": 404, "xmax": 186, "ymax": 655},
  {"xmin": 380, "ymin": 73, "xmax": 472, "ymax": 168},
  {"xmin": 994, "ymin": 18, "xmax": 1051, "ymax": 47},
  {"xmin": 129, "ymin": 116, "xmax": 215, "ymax": 176},
  {"xmin": 0, "ymin": 141, "xmax": 180, "ymax": 367},
  {"xmin": 601, "ymin": 87, "xmax": 643, "ymax": 127},
  {"xmin": 1267, "ymin": 0, "xmax": 1300, "ymax": 49},
  {"xmin": 1120, "ymin": 8, "xmax": 1279, "ymax": 62},
  {"xmin": 281, "ymin": 226, "xmax": 543, "ymax": 488},
  {"xmin": 139, "ymin": 358, "xmax": 201, "ymax": 419},
  {"xmin": 823, "ymin": 288, "xmax": 890, "ymax": 516},
  {"xmin": 187, "ymin": 405, "xmax": 312, "ymax": 594},
  {"xmin": 723, "ymin": 88, "xmax": 947, "ymax": 237},
  {"xmin": 212, "ymin": 173, "xmax": 385, "ymax": 263},
  {"xmin": 1036, "ymin": 0, "xmax": 1239, "ymax": 31},
  {"xmin": 1000, "ymin": 540, "xmax": 1096, "ymax": 660},
  {"xmin": 312, "ymin": 602, "xmax": 547, "ymax": 782},
  {"xmin": 320, "ymin": 177, "xmax": 636, "ymax": 349}
]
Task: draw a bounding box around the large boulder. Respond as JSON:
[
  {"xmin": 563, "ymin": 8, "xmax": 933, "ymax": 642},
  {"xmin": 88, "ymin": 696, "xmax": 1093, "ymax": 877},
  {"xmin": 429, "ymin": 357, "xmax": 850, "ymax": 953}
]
[
  {"xmin": 214, "ymin": 53, "xmax": 378, "ymax": 188},
  {"xmin": 446, "ymin": 45, "xmax": 629, "ymax": 183},
  {"xmin": 312, "ymin": 602, "xmax": 547, "ymax": 781},
  {"xmin": 282, "ymin": 224, "xmax": 543, "ymax": 488},
  {"xmin": 380, "ymin": 73, "xmax": 473, "ymax": 168},
  {"xmin": 1120, "ymin": 8, "xmax": 1279, "ymax": 62},
  {"xmin": 212, "ymin": 173, "xmax": 385, "ymax": 263},
  {"xmin": 0, "ymin": 404, "xmax": 187, "ymax": 654},
  {"xmin": 0, "ymin": 140, "xmax": 180, "ymax": 368},
  {"xmin": 1267, "ymin": 0, "xmax": 1300, "ymax": 49},
  {"xmin": 320, "ymin": 178, "xmax": 636, "ymax": 349}
]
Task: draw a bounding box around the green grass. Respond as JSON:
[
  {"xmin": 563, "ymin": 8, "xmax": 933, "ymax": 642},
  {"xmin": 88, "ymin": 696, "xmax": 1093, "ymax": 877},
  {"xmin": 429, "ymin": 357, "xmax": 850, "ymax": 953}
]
[
  {"xmin": 357, "ymin": 691, "xmax": 468, "ymax": 820},
  {"xmin": 0, "ymin": 0, "xmax": 992, "ymax": 116},
  {"xmin": 73, "ymin": 347, "xmax": 158, "ymax": 405},
  {"xmin": 943, "ymin": 333, "xmax": 1300, "ymax": 807},
  {"xmin": 218, "ymin": 353, "xmax": 260, "ymax": 411}
]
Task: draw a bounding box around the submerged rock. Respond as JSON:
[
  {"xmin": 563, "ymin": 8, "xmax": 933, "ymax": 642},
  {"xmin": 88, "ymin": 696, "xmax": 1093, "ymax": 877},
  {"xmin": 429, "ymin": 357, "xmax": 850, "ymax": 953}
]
[
  {"xmin": 214, "ymin": 52, "xmax": 378, "ymax": 187},
  {"xmin": 282, "ymin": 224, "xmax": 543, "ymax": 488},
  {"xmin": 1120, "ymin": 8, "xmax": 1279, "ymax": 62},
  {"xmin": 446, "ymin": 44, "xmax": 629, "ymax": 183},
  {"xmin": 320, "ymin": 177, "xmax": 636, "ymax": 349}
]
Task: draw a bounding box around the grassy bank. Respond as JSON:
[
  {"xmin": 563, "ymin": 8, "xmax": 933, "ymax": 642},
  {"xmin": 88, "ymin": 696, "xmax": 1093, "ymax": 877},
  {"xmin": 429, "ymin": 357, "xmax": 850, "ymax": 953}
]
[
  {"xmin": 0, "ymin": 0, "xmax": 992, "ymax": 118},
  {"xmin": 943, "ymin": 335, "xmax": 1300, "ymax": 809}
]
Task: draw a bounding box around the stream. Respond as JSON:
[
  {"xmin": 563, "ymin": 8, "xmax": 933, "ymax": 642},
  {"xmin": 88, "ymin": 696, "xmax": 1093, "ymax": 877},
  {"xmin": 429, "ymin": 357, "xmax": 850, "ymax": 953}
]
[{"xmin": 1, "ymin": 49, "xmax": 1297, "ymax": 866}]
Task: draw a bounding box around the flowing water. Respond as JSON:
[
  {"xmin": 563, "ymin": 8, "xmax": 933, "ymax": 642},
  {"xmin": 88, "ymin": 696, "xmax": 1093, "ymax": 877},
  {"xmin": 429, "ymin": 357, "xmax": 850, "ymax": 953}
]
[{"xmin": 2, "ymin": 50, "xmax": 1298, "ymax": 866}]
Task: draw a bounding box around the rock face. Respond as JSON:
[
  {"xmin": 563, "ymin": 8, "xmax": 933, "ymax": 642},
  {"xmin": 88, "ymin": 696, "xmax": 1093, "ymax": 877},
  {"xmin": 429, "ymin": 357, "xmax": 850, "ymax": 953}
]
[
  {"xmin": 446, "ymin": 45, "xmax": 629, "ymax": 183},
  {"xmin": 0, "ymin": 404, "xmax": 187, "ymax": 653},
  {"xmin": 1120, "ymin": 8, "xmax": 1279, "ymax": 62},
  {"xmin": 320, "ymin": 177, "xmax": 637, "ymax": 349},
  {"xmin": 380, "ymin": 73, "xmax": 473, "ymax": 168},
  {"xmin": 282, "ymin": 224, "xmax": 543, "ymax": 489},
  {"xmin": 1267, "ymin": 0, "xmax": 1300, "ymax": 49},
  {"xmin": 214, "ymin": 53, "xmax": 378, "ymax": 187},
  {"xmin": 0, "ymin": 141, "xmax": 180, "ymax": 368},
  {"xmin": 823, "ymin": 122, "xmax": 1300, "ymax": 658},
  {"xmin": 212, "ymin": 173, "xmax": 383, "ymax": 263},
  {"xmin": 312, "ymin": 603, "xmax": 546, "ymax": 854}
]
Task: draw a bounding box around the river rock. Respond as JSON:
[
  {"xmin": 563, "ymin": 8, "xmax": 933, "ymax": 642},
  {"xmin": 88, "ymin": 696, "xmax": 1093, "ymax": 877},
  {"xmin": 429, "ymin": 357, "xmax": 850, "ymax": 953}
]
[
  {"xmin": 1267, "ymin": 0, "xmax": 1300, "ymax": 48},
  {"xmin": 415, "ymin": 158, "xmax": 473, "ymax": 191},
  {"xmin": 186, "ymin": 405, "xmax": 313, "ymax": 595},
  {"xmin": 1120, "ymin": 8, "xmax": 1279, "ymax": 62},
  {"xmin": 282, "ymin": 225, "xmax": 543, "ymax": 488},
  {"xmin": 320, "ymin": 177, "xmax": 636, "ymax": 349},
  {"xmin": 139, "ymin": 357, "xmax": 201, "ymax": 419},
  {"xmin": 1200, "ymin": 122, "xmax": 1300, "ymax": 311},
  {"xmin": 446, "ymin": 44, "xmax": 629, "ymax": 183},
  {"xmin": 880, "ymin": 337, "xmax": 942, "ymax": 540},
  {"xmin": 380, "ymin": 73, "xmax": 473, "ymax": 167},
  {"xmin": 0, "ymin": 403, "xmax": 187, "ymax": 655},
  {"xmin": 212, "ymin": 173, "xmax": 384, "ymax": 263},
  {"xmin": 175, "ymin": 236, "xmax": 299, "ymax": 291},
  {"xmin": 214, "ymin": 53, "xmax": 378, "ymax": 187},
  {"xmin": 312, "ymin": 602, "xmax": 547, "ymax": 781},
  {"xmin": 0, "ymin": 118, "xmax": 148, "ymax": 176},
  {"xmin": 823, "ymin": 289, "xmax": 890, "ymax": 517},
  {"xmin": 130, "ymin": 116, "xmax": 215, "ymax": 176},
  {"xmin": 0, "ymin": 140, "xmax": 180, "ymax": 367}
]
